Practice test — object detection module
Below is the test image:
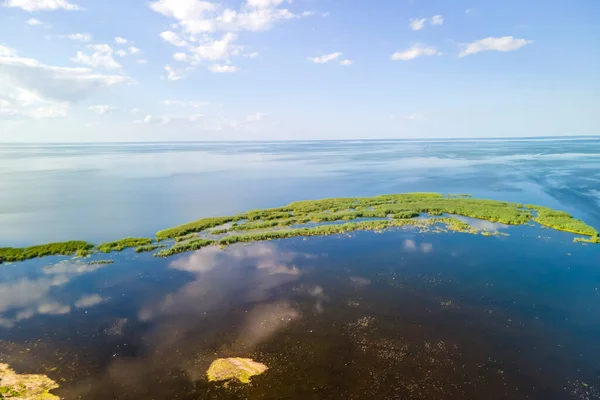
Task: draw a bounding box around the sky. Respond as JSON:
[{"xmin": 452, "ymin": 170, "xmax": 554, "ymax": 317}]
[{"xmin": 0, "ymin": 0, "xmax": 598, "ymax": 142}]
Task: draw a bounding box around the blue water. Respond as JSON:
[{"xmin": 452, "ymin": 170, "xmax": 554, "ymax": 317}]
[
  {"xmin": 1, "ymin": 138, "xmax": 600, "ymax": 399},
  {"xmin": 1, "ymin": 138, "xmax": 600, "ymax": 246}
]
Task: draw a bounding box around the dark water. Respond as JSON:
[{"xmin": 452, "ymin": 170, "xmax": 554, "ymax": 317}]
[
  {"xmin": 1, "ymin": 139, "xmax": 600, "ymax": 399},
  {"xmin": 1, "ymin": 225, "xmax": 600, "ymax": 399}
]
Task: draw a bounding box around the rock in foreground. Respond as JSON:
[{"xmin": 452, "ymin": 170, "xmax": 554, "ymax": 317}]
[
  {"xmin": 0, "ymin": 363, "xmax": 58, "ymax": 399},
  {"xmin": 207, "ymin": 358, "xmax": 268, "ymax": 384}
]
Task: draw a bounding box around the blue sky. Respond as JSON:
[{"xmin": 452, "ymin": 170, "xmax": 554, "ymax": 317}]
[{"xmin": 0, "ymin": 0, "xmax": 598, "ymax": 141}]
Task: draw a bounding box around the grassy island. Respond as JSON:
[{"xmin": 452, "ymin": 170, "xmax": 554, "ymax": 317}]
[{"xmin": 1, "ymin": 193, "xmax": 598, "ymax": 264}]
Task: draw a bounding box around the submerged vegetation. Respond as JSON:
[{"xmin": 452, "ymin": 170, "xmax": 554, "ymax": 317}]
[
  {"xmin": 0, "ymin": 363, "xmax": 59, "ymax": 399},
  {"xmin": 207, "ymin": 358, "xmax": 268, "ymax": 384},
  {"xmin": 88, "ymin": 259, "xmax": 114, "ymax": 265},
  {"xmin": 2, "ymin": 193, "xmax": 598, "ymax": 264}
]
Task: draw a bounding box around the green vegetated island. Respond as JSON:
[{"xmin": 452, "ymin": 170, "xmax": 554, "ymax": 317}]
[{"xmin": 1, "ymin": 193, "xmax": 599, "ymax": 264}]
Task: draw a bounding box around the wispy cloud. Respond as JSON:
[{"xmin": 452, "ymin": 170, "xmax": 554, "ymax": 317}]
[
  {"xmin": 391, "ymin": 45, "xmax": 439, "ymax": 61},
  {"xmin": 309, "ymin": 52, "xmax": 343, "ymax": 64},
  {"xmin": 459, "ymin": 36, "xmax": 532, "ymax": 57}
]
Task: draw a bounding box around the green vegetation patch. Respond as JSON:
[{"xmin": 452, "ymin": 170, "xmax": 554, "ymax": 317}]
[
  {"xmin": 154, "ymin": 239, "xmax": 216, "ymax": 258},
  {"xmin": 156, "ymin": 217, "xmax": 236, "ymax": 239},
  {"xmin": 135, "ymin": 244, "xmax": 164, "ymax": 253},
  {"xmin": 0, "ymin": 363, "xmax": 59, "ymax": 399},
  {"xmin": 0, "ymin": 241, "xmax": 94, "ymax": 263},
  {"xmin": 88, "ymin": 259, "xmax": 114, "ymax": 265},
  {"xmin": 529, "ymin": 205, "xmax": 599, "ymax": 236},
  {"xmin": 207, "ymin": 358, "xmax": 268, "ymax": 384},
  {"xmin": 96, "ymin": 238, "xmax": 153, "ymax": 253},
  {"xmin": 3, "ymin": 193, "xmax": 599, "ymax": 264}
]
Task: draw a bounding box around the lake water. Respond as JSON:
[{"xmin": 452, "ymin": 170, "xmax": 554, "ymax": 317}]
[{"xmin": 1, "ymin": 138, "xmax": 600, "ymax": 399}]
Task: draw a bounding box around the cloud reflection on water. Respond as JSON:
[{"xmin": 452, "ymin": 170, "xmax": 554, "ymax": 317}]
[
  {"xmin": 61, "ymin": 242, "xmax": 317, "ymax": 397},
  {"xmin": 0, "ymin": 261, "xmax": 108, "ymax": 327}
]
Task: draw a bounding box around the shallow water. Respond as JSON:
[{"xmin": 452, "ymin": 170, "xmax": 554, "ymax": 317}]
[
  {"xmin": 1, "ymin": 224, "xmax": 600, "ymax": 399},
  {"xmin": 2, "ymin": 139, "xmax": 600, "ymax": 399}
]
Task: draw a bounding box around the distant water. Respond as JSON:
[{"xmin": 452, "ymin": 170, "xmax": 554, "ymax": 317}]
[
  {"xmin": 1, "ymin": 138, "xmax": 600, "ymax": 399},
  {"xmin": 1, "ymin": 137, "xmax": 600, "ymax": 246}
]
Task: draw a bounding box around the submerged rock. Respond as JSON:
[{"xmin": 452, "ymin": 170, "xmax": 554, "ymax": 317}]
[
  {"xmin": 0, "ymin": 363, "xmax": 59, "ymax": 399},
  {"xmin": 206, "ymin": 358, "xmax": 268, "ymax": 384}
]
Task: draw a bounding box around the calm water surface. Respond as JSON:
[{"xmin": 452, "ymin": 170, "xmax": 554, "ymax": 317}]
[{"xmin": 1, "ymin": 139, "xmax": 600, "ymax": 399}]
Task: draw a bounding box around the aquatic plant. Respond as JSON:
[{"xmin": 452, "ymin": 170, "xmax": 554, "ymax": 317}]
[
  {"xmin": 135, "ymin": 244, "xmax": 164, "ymax": 253},
  {"xmin": 207, "ymin": 358, "xmax": 268, "ymax": 383},
  {"xmin": 0, "ymin": 241, "xmax": 94, "ymax": 263},
  {"xmin": 96, "ymin": 237, "xmax": 153, "ymax": 253},
  {"xmin": 528, "ymin": 205, "xmax": 599, "ymax": 236},
  {"xmin": 88, "ymin": 259, "xmax": 114, "ymax": 265},
  {"xmin": 156, "ymin": 217, "xmax": 235, "ymax": 239},
  {"xmin": 154, "ymin": 238, "xmax": 216, "ymax": 258},
  {"xmin": 0, "ymin": 363, "xmax": 59, "ymax": 399},
  {"xmin": 3, "ymin": 193, "xmax": 599, "ymax": 264},
  {"xmin": 173, "ymin": 233, "xmax": 200, "ymax": 242}
]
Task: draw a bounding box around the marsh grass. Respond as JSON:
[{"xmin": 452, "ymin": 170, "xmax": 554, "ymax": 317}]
[
  {"xmin": 135, "ymin": 244, "xmax": 165, "ymax": 253},
  {"xmin": 97, "ymin": 238, "xmax": 153, "ymax": 253},
  {"xmin": 3, "ymin": 193, "xmax": 598, "ymax": 264},
  {"xmin": 154, "ymin": 239, "xmax": 216, "ymax": 258},
  {"xmin": 0, "ymin": 241, "xmax": 94, "ymax": 263}
]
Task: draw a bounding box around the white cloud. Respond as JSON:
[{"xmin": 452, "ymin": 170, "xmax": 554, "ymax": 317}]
[
  {"xmin": 71, "ymin": 44, "xmax": 122, "ymax": 70},
  {"xmin": 340, "ymin": 59, "xmax": 353, "ymax": 66},
  {"xmin": 115, "ymin": 37, "xmax": 129, "ymax": 45},
  {"xmin": 409, "ymin": 18, "xmax": 426, "ymax": 31},
  {"xmin": 459, "ymin": 36, "xmax": 532, "ymax": 57},
  {"xmin": 134, "ymin": 113, "xmax": 203, "ymax": 125},
  {"xmin": 160, "ymin": 30, "xmax": 188, "ymax": 47},
  {"xmin": 208, "ymin": 64, "xmax": 238, "ymax": 73},
  {"xmin": 130, "ymin": 107, "xmax": 143, "ymax": 114},
  {"xmin": 2, "ymin": 0, "xmax": 82, "ymax": 11},
  {"xmin": 246, "ymin": 112, "xmax": 267, "ymax": 122},
  {"xmin": 193, "ymin": 32, "xmax": 240, "ymax": 61},
  {"xmin": 431, "ymin": 15, "xmax": 443, "ymax": 25},
  {"xmin": 26, "ymin": 17, "xmax": 42, "ymax": 25},
  {"xmin": 247, "ymin": 0, "xmax": 285, "ymax": 8},
  {"xmin": 115, "ymin": 49, "xmax": 127, "ymax": 57},
  {"xmin": 164, "ymin": 64, "xmax": 186, "ymax": 81},
  {"xmin": 88, "ymin": 105, "xmax": 117, "ymax": 114},
  {"xmin": 465, "ymin": 8, "xmax": 475, "ymax": 15},
  {"xmin": 410, "ymin": 15, "xmax": 443, "ymax": 30},
  {"xmin": 162, "ymin": 99, "xmax": 209, "ymax": 108},
  {"xmin": 128, "ymin": 46, "xmax": 140, "ymax": 55},
  {"xmin": 391, "ymin": 44, "xmax": 439, "ymax": 61},
  {"xmin": 0, "ymin": 46, "xmax": 130, "ymax": 105},
  {"xmin": 149, "ymin": 0, "xmax": 317, "ymax": 76},
  {"xmin": 59, "ymin": 32, "xmax": 91, "ymax": 41},
  {"xmin": 245, "ymin": 51, "xmax": 259, "ymax": 58},
  {"xmin": 136, "ymin": 59, "xmax": 147, "ymax": 64},
  {"xmin": 309, "ymin": 52, "xmax": 343, "ymax": 64}
]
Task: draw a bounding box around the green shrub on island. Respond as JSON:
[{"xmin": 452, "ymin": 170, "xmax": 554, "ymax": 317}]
[{"xmin": 97, "ymin": 238, "xmax": 153, "ymax": 253}]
